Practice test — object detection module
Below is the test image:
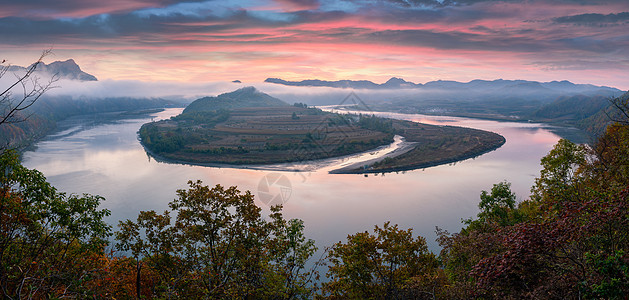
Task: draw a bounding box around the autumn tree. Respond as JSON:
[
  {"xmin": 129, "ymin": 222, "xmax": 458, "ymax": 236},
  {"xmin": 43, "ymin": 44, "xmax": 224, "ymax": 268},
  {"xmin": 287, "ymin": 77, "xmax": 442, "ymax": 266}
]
[
  {"xmin": 439, "ymin": 91, "xmax": 629, "ymax": 298},
  {"xmin": 115, "ymin": 180, "xmax": 319, "ymax": 299},
  {"xmin": 437, "ymin": 182, "xmax": 519, "ymax": 298}
]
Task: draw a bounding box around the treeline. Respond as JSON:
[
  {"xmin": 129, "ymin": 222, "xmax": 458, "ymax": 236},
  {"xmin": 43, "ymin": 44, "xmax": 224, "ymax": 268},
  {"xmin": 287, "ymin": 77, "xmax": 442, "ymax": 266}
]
[
  {"xmin": 139, "ymin": 110, "xmax": 231, "ymax": 154},
  {"xmin": 2, "ymin": 94, "xmax": 628, "ymax": 299},
  {"xmin": 139, "ymin": 124, "xmax": 186, "ymax": 153},
  {"xmin": 358, "ymin": 114, "xmax": 395, "ymax": 134}
]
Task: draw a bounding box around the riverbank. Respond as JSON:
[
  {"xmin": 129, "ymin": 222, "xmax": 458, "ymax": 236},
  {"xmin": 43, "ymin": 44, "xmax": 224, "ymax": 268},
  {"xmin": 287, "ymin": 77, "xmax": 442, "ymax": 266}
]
[
  {"xmin": 330, "ymin": 135, "xmax": 506, "ymax": 174},
  {"xmin": 328, "ymin": 137, "xmax": 418, "ymax": 173}
]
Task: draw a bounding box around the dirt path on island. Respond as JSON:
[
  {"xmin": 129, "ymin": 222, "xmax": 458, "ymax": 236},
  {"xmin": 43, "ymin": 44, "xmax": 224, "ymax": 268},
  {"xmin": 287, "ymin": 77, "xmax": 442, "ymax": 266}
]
[{"xmin": 327, "ymin": 136, "xmax": 418, "ymax": 173}]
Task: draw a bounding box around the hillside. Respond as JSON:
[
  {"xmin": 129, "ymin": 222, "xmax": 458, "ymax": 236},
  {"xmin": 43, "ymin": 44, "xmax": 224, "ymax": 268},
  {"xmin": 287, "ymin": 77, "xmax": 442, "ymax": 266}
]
[
  {"xmin": 264, "ymin": 77, "xmax": 419, "ymax": 89},
  {"xmin": 577, "ymin": 91, "xmax": 629, "ymax": 137},
  {"xmin": 0, "ymin": 59, "xmax": 186, "ymax": 149},
  {"xmin": 141, "ymin": 91, "xmax": 396, "ymax": 164}
]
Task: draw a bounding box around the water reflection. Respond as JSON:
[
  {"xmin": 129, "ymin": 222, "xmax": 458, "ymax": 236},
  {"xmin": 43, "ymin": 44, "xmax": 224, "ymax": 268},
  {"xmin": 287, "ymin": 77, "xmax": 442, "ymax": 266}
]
[{"xmin": 23, "ymin": 108, "xmax": 562, "ymax": 251}]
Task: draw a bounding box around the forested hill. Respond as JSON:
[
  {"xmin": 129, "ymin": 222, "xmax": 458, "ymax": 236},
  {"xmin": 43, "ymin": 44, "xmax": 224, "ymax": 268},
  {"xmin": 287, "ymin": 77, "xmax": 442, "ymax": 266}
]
[
  {"xmin": 183, "ymin": 86, "xmax": 288, "ymax": 114},
  {"xmin": 578, "ymin": 91, "xmax": 629, "ymax": 136}
]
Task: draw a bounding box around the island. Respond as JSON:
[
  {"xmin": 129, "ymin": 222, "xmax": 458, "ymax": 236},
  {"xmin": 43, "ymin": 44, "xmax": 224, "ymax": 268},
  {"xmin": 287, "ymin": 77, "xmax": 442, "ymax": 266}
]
[{"xmin": 139, "ymin": 87, "xmax": 505, "ymax": 173}]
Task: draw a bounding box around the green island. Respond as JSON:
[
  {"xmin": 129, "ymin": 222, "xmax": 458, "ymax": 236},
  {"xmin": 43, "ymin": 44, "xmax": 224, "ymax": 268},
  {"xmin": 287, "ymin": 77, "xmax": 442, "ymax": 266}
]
[{"xmin": 139, "ymin": 87, "xmax": 505, "ymax": 172}]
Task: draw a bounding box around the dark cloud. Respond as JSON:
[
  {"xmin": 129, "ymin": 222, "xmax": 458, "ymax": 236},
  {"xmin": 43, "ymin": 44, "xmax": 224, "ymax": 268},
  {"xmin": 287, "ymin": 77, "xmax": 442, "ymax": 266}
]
[
  {"xmin": 443, "ymin": 0, "xmax": 629, "ymax": 5},
  {"xmin": 361, "ymin": 29, "xmax": 548, "ymax": 52},
  {"xmin": 0, "ymin": 0, "xmax": 627, "ymax": 60},
  {"xmin": 274, "ymin": 0, "xmax": 320, "ymax": 10},
  {"xmin": 380, "ymin": 0, "xmax": 444, "ymax": 8},
  {"xmin": 554, "ymin": 12, "xmax": 629, "ymax": 26},
  {"xmin": 0, "ymin": 0, "xmax": 207, "ymax": 18},
  {"xmin": 0, "ymin": 8, "xmax": 292, "ymax": 45}
]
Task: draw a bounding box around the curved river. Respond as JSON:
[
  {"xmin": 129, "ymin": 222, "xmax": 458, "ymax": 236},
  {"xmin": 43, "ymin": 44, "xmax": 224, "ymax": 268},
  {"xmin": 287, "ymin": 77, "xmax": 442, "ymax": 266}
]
[{"xmin": 23, "ymin": 108, "xmax": 565, "ymax": 251}]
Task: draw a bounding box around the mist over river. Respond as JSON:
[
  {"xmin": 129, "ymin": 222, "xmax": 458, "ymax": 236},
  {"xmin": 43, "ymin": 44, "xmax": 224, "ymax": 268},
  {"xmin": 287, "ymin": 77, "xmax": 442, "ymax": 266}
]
[{"xmin": 22, "ymin": 108, "xmax": 568, "ymax": 251}]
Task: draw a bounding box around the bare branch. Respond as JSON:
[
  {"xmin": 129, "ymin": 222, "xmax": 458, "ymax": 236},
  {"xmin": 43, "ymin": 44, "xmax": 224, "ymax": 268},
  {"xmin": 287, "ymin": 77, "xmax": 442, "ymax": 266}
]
[
  {"xmin": 606, "ymin": 93, "xmax": 629, "ymax": 125},
  {"xmin": 0, "ymin": 49, "xmax": 58, "ymax": 127}
]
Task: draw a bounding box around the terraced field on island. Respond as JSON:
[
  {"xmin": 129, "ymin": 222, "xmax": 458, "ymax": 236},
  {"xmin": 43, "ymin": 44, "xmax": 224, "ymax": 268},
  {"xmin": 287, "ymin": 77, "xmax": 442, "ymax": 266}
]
[
  {"xmin": 140, "ymin": 105, "xmax": 396, "ymax": 164},
  {"xmin": 138, "ymin": 87, "xmax": 506, "ymax": 172}
]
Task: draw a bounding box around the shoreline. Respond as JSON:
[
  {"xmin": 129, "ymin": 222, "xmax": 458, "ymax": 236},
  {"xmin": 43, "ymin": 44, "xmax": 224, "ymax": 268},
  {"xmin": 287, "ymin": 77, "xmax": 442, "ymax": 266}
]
[
  {"xmin": 141, "ymin": 133, "xmax": 506, "ymax": 175},
  {"xmin": 327, "ymin": 138, "xmax": 418, "ymax": 173},
  {"xmin": 329, "ymin": 136, "xmax": 506, "ymax": 174},
  {"xmin": 140, "ymin": 135, "xmax": 407, "ymax": 172}
]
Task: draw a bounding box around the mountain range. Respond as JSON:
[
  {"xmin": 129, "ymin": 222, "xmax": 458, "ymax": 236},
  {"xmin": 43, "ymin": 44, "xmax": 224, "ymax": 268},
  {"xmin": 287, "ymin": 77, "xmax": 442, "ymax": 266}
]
[{"xmin": 265, "ymin": 77, "xmax": 621, "ymax": 95}]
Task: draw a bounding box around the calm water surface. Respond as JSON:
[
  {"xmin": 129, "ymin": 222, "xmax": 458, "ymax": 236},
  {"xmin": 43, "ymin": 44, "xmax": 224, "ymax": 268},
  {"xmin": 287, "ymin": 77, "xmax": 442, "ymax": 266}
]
[{"xmin": 23, "ymin": 108, "xmax": 562, "ymax": 251}]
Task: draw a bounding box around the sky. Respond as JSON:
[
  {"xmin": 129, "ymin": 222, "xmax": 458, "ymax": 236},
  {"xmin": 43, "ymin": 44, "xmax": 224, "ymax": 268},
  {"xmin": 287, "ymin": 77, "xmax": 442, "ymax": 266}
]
[{"xmin": 1, "ymin": 0, "xmax": 628, "ymax": 90}]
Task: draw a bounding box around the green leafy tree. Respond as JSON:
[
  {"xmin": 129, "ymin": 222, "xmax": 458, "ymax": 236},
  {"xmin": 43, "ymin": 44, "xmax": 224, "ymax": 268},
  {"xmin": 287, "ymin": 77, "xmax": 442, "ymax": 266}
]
[
  {"xmin": 464, "ymin": 181, "xmax": 521, "ymax": 230},
  {"xmin": 323, "ymin": 222, "xmax": 439, "ymax": 299},
  {"xmin": 0, "ymin": 150, "xmax": 111, "ymax": 298},
  {"xmin": 531, "ymin": 138, "xmax": 588, "ymax": 208}
]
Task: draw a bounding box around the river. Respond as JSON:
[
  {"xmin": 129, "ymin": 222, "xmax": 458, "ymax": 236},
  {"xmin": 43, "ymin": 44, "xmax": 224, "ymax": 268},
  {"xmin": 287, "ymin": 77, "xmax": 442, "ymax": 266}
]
[{"xmin": 22, "ymin": 108, "xmax": 564, "ymax": 251}]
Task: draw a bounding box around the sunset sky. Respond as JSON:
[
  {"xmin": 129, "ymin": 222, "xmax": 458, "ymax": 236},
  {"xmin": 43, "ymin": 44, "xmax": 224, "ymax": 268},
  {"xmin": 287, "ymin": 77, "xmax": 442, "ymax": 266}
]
[{"xmin": 1, "ymin": 0, "xmax": 628, "ymax": 89}]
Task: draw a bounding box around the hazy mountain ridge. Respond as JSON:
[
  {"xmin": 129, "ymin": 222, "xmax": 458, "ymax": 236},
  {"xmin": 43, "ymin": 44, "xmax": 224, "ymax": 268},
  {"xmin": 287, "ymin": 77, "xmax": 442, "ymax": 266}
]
[
  {"xmin": 265, "ymin": 77, "xmax": 621, "ymax": 95},
  {"xmin": 265, "ymin": 77, "xmax": 419, "ymax": 89},
  {"xmin": 265, "ymin": 77, "xmax": 626, "ymax": 140},
  {"xmin": 8, "ymin": 59, "xmax": 97, "ymax": 81}
]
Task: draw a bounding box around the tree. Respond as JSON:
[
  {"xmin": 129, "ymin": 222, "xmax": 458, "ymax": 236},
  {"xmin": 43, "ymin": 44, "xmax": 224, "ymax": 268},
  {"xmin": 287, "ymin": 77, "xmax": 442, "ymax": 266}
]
[
  {"xmin": 0, "ymin": 52, "xmax": 112, "ymax": 298},
  {"xmin": 0, "ymin": 150, "xmax": 111, "ymax": 298},
  {"xmin": 464, "ymin": 181, "xmax": 521, "ymax": 229},
  {"xmin": 115, "ymin": 180, "xmax": 319, "ymax": 299},
  {"xmin": 445, "ymin": 113, "xmax": 629, "ymax": 298},
  {"xmin": 323, "ymin": 222, "xmax": 440, "ymax": 299}
]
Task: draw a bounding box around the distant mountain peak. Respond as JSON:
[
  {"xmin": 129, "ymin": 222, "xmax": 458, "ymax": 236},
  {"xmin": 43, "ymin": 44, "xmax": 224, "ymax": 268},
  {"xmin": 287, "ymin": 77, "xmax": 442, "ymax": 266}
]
[
  {"xmin": 385, "ymin": 77, "xmax": 406, "ymax": 84},
  {"xmin": 43, "ymin": 59, "xmax": 98, "ymax": 81},
  {"xmin": 14, "ymin": 59, "xmax": 98, "ymax": 81}
]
